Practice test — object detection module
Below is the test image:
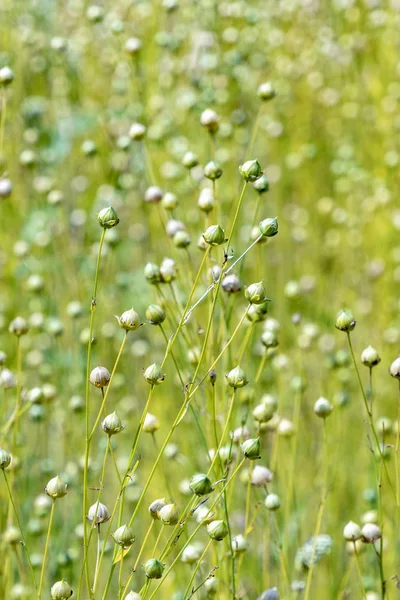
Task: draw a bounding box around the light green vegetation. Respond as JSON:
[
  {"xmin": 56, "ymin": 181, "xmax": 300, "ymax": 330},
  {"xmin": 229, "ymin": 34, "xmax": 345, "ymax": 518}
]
[{"xmin": 0, "ymin": 1, "xmax": 400, "ymax": 599}]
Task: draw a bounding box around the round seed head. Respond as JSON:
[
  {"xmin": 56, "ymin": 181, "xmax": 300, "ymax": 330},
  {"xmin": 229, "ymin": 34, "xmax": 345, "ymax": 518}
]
[
  {"xmin": 89, "ymin": 366, "xmax": 111, "ymax": 388},
  {"xmin": 189, "ymin": 473, "xmax": 213, "ymax": 496},
  {"xmin": 200, "ymin": 108, "xmax": 219, "ymax": 133},
  {"xmin": 182, "ymin": 151, "xmax": 199, "ymax": 169},
  {"xmin": 202, "ymin": 224, "xmax": 226, "ymax": 246},
  {"xmin": 253, "ymin": 175, "xmax": 270, "ymax": 194},
  {"xmin": 389, "ymin": 356, "xmax": 400, "ymax": 379},
  {"xmin": 9, "ymin": 316, "xmax": 29, "ymax": 337},
  {"xmin": 257, "ymin": 81, "xmax": 276, "ymax": 101},
  {"xmin": 144, "ymin": 262, "xmax": 161, "ymax": 284},
  {"xmin": 144, "ymin": 558, "xmax": 165, "ymax": 579},
  {"xmin": 45, "ymin": 475, "xmax": 67, "ymax": 499},
  {"xmin": 0, "ymin": 66, "xmax": 14, "ymax": 86},
  {"xmin": 204, "ymin": 161, "xmax": 223, "ymax": 180},
  {"xmin": 146, "ymin": 304, "xmax": 166, "ymax": 325},
  {"xmin": 125, "ymin": 37, "xmax": 142, "ymax": 54},
  {"xmin": 251, "ymin": 465, "xmax": 274, "ymax": 486},
  {"xmin": 0, "ymin": 448, "xmax": 11, "ymax": 470},
  {"xmin": 343, "ymin": 521, "xmax": 361, "ymax": 541},
  {"xmin": 241, "ymin": 438, "xmax": 261, "ymax": 460},
  {"xmin": 143, "ymin": 412, "xmax": 160, "ymax": 433},
  {"xmin": 198, "ymin": 187, "xmax": 214, "ymax": 213},
  {"xmin": 116, "ymin": 308, "xmax": 141, "ymax": 331},
  {"xmin": 265, "ymin": 493, "xmax": 281, "ymax": 511},
  {"xmin": 259, "ymin": 217, "xmax": 278, "ymax": 237},
  {"xmin": 129, "ymin": 122, "xmax": 146, "ymax": 141},
  {"xmin": 98, "ymin": 206, "xmax": 119, "ymax": 229},
  {"xmin": 207, "ymin": 519, "xmax": 228, "ymax": 541},
  {"xmin": 0, "ymin": 178, "xmax": 12, "ymax": 198},
  {"xmin": 245, "ymin": 281, "xmax": 269, "ymax": 305},
  {"xmin": 50, "ymin": 580, "xmax": 73, "ymax": 599},
  {"xmin": 112, "ymin": 524, "xmax": 135, "ymax": 548},
  {"xmin": 143, "ymin": 363, "xmax": 165, "ymax": 385},
  {"xmin": 222, "ymin": 274, "xmax": 242, "ymax": 294},
  {"xmin": 87, "ymin": 502, "xmax": 110, "ymax": 524},
  {"xmin": 149, "ymin": 498, "xmax": 166, "ymax": 519},
  {"xmin": 158, "ymin": 503, "xmax": 179, "ymax": 525},
  {"xmin": 361, "ymin": 346, "xmax": 381, "ymax": 368},
  {"xmin": 101, "ymin": 411, "xmax": 125, "ymax": 435},
  {"xmin": 226, "ymin": 365, "xmax": 249, "ymax": 388},
  {"xmin": 239, "ymin": 159, "xmax": 263, "ymax": 182},
  {"xmin": 361, "ymin": 523, "xmax": 381, "ymax": 543},
  {"xmin": 335, "ymin": 309, "xmax": 356, "ymax": 332},
  {"xmin": 314, "ymin": 397, "xmax": 333, "ymax": 419},
  {"xmin": 144, "ymin": 186, "xmax": 163, "ymax": 204}
]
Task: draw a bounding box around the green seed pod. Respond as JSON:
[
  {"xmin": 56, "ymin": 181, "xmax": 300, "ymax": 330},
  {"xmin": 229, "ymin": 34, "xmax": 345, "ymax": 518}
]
[
  {"xmin": 182, "ymin": 151, "xmax": 199, "ymax": 169},
  {"xmin": 252, "ymin": 403, "xmax": 274, "ymax": 423},
  {"xmin": 207, "ymin": 520, "xmax": 229, "ymax": 541},
  {"xmin": 145, "ymin": 186, "xmax": 163, "ymax": 204},
  {"xmin": 241, "ymin": 438, "xmax": 261, "ymax": 460},
  {"xmin": 143, "ymin": 363, "xmax": 165, "ymax": 385},
  {"xmin": 200, "ymin": 109, "xmax": 219, "ymax": 134},
  {"xmin": 265, "ymin": 493, "xmax": 281, "ymax": 511},
  {"xmin": 149, "ymin": 498, "xmax": 166, "ymax": 519},
  {"xmin": 335, "ymin": 309, "xmax": 356, "ymax": 332},
  {"xmin": 261, "ymin": 329, "xmax": 279, "ymax": 348},
  {"xmin": 247, "ymin": 302, "xmax": 269, "ymax": 323},
  {"xmin": 361, "ymin": 346, "xmax": 381, "ymax": 368},
  {"xmin": 198, "ymin": 188, "xmax": 214, "ymax": 213},
  {"xmin": 146, "ymin": 304, "xmax": 166, "ymax": 325},
  {"xmin": 81, "ymin": 139, "xmax": 97, "ymax": 156},
  {"xmin": 144, "ymin": 558, "xmax": 165, "ymax": 579},
  {"xmin": 112, "ymin": 524, "xmax": 135, "ymax": 548},
  {"xmin": 50, "ymin": 579, "xmax": 73, "ymax": 599},
  {"xmin": 343, "ymin": 521, "xmax": 361, "ymax": 542},
  {"xmin": 226, "ymin": 366, "xmax": 249, "ymax": 388},
  {"xmin": 390, "ymin": 357, "xmax": 400, "ymax": 379},
  {"xmin": 158, "ymin": 503, "xmax": 179, "ymax": 525},
  {"xmin": 173, "ymin": 230, "xmax": 191, "ymax": 248},
  {"xmin": 0, "ymin": 448, "xmax": 11, "ymax": 470},
  {"xmin": 144, "ymin": 262, "xmax": 162, "ymax": 284},
  {"xmin": 259, "ymin": 217, "xmax": 278, "ymax": 238},
  {"xmin": 160, "ymin": 258, "xmax": 177, "ymax": 283},
  {"xmin": 245, "ymin": 281, "xmax": 269, "ymax": 305},
  {"xmin": 101, "ymin": 411, "xmax": 125, "ymax": 435},
  {"xmin": 253, "ymin": 175, "xmax": 270, "ymax": 194},
  {"xmin": 162, "ymin": 192, "xmax": 178, "ymax": 211},
  {"xmin": 0, "ymin": 66, "xmax": 14, "ymax": 86},
  {"xmin": 129, "ymin": 122, "xmax": 146, "ymax": 141},
  {"xmin": 45, "ymin": 474, "xmax": 68, "ymax": 499},
  {"xmin": 257, "ymin": 82, "xmax": 276, "ymax": 101},
  {"xmin": 0, "ymin": 178, "xmax": 12, "ymax": 198},
  {"xmin": 125, "ymin": 36, "xmax": 142, "ymax": 54},
  {"xmin": 232, "ymin": 534, "xmax": 247, "ymax": 553},
  {"xmin": 125, "ymin": 593, "xmax": 142, "ymax": 600},
  {"xmin": 98, "ymin": 206, "xmax": 119, "ymax": 229},
  {"xmin": 189, "ymin": 473, "xmax": 214, "ymax": 496},
  {"xmin": 4, "ymin": 526, "xmax": 21, "ymax": 545},
  {"xmin": 204, "ymin": 161, "xmax": 223, "ymax": 180},
  {"xmin": 116, "ymin": 308, "xmax": 141, "ymax": 331},
  {"xmin": 239, "ymin": 160, "xmax": 263, "ymax": 182},
  {"xmin": 8, "ymin": 316, "xmax": 29, "ymax": 337},
  {"xmin": 143, "ymin": 413, "xmax": 160, "ymax": 433},
  {"xmin": 89, "ymin": 366, "xmax": 111, "ymax": 388},
  {"xmin": 314, "ymin": 397, "xmax": 333, "ymax": 419},
  {"xmin": 202, "ymin": 224, "xmax": 226, "ymax": 246},
  {"xmin": 87, "ymin": 502, "xmax": 110, "ymax": 524}
]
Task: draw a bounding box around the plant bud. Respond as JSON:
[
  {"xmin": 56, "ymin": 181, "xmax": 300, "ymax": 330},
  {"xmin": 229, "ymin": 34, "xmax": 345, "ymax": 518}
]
[
  {"xmin": 245, "ymin": 281, "xmax": 269, "ymax": 305},
  {"xmin": 259, "ymin": 217, "xmax": 278, "ymax": 238},
  {"xmin": 181, "ymin": 544, "xmax": 202, "ymax": 564},
  {"xmin": 389, "ymin": 357, "xmax": 400, "ymax": 379},
  {"xmin": 125, "ymin": 593, "xmax": 142, "ymax": 600},
  {"xmin": 112, "ymin": 524, "xmax": 135, "ymax": 547},
  {"xmin": 145, "ymin": 186, "xmax": 163, "ymax": 204},
  {"xmin": 116, "ymin": 308, "xmax": 140, "ymax": 331},
  {"xmin": 361, "ymin": 523, "xmax": 381, "ymax": 543},
  {"xmin": 0, "ymin": 449, "xmax": 11, "ymax": 470},
  {"xmin": 89, "ymin": 366, "xmax": 111, "ymax": 388},
  {"xmin": 45, "ymin": 475, "xmax": 67, "ymax": 499},
  {"xmin": 204, "ymin": 161, "xmax": 223, "ymax": 180},
  {"xmin": 143, "ymin": 363, "xmax": 165, "ymax": 385},
  {"xmin": 144, "ymin": 558, "xmax": 165, "ymax": 579},
  {"xmin": 173, "ymin": 230, "xmax": 191, "ymax": 248},
  {"xmin": 253, "ymin": 403, "xmax": 274, "ymax": 423},
  {"xmin": 200, "ymin": 109, "xmax": 219, "ymax": 133},
  {"xmin": 0, "ymin": 66, "xmax": 14, "ymax": 86},
  {"xmin": 149, "ymin": 498, "xmax": 166, "ymax": 519},
  {"xmin": 232, "ymin": 534, "xmax": 247, "ymax": 553},
  {"xmin": 98, "ymin": 206, "xmax": 119, "ymax": 229},
  {"xmin": 205, "ymin": 577, "xmax": 218, "ymax": 594},
  {"xmin": 0, "ymin": 178, "xmax": 12, "ymax": 198},
  {"xmin": 182, "ymin": 151, "xmax": 199, "ymax": 169},
  {"xmin": 146, "ymin": 304, "xmax": 166, "ymax": 325},
  {"xmin": 202, "ymin": 224, "xmax": 226, "ymax": 246},
  {"xmin": 265, "ymin": 493, "xmax": 281, "ymax": 511},
  {"xmin": 314, "ymin": 397, "xmax": 333, "ymax": 419},
  {"xmin": 125, "ymin": 37, "xmax": 142, "ymax": 54},
  {"xmin": 251, "ymin": 465, "xmax": 273, "ymax": 486},
  {"xmin": 207, "ymin": 520, "xmax": 228, "ymax": 541},
  {"xmin": 189, "ymin": 473, "xmax": 214, "ymax": 496},
  {"xmin": 166, "ymin": 219, "xmax": 186, "ymax": 238},
  {"xmin": 222, "ymin": 274, "xmax": 242, "ymax": 294},
  {"xmin": 226, "ymin": 365, "xmax": 248, "ymax": 388},
  {"xmin": 87, "ymin": 502, "xmax": 110, "ymax": 524},
  {"xmin": 144, "ymin": 262, "xmax": 162, "ymax": 284},
  {"xmin": 241, "ymin": 438, "xmax": 261, "ymax": 460},
  {"xmin": 9, "ymin": 316, "xmax": 29, "ymax": 337},
  {"xmin": 239, "ymin": 159, "xmax": 263, "ymax": 182},
  {"xmin": 102, "ymin": 411, "xmax": 125, "ymax": 435},
  {"xmin": 257, "ymin": 82, "xmax": 276, "ymax": 101},
  {"xmin": 162, "ymin": 192, "xmax": 178, "ymax": 211},
  {"xmin": 50, "ymin": 580, "xmax": 73, "ymax": 600},
  {"xmin": 209, "ymin": 369, "xmax": 217, "ymax": 385},
  {"xmin": 361, "ymin": 346, "xmax": 381, "ymax": 368},
  {"xmin": 143, "ymin": 413, "xmax": 160, "ymax": 433},
  {"xmin": 247, "ymin": 303, "xmax": 269, "ymax": 323},
  {"xmin": 160, "ymin": 257, "xmax": 177, "ymax": 282},
  {"xmin": 4, "ymin": 526, "xmax": 20, "ymax": 545},
  {"xmin": 335, "ymin": 309, "xmax": 356, "ymax": 332},
  {"xmin": 129, "ymin": 123, "xmax": 146, "ymax": 141},
  {"xmin": 343, "ymin": 521, "xmax": 361, "ymax": 541},
  {"xmin": 277, "ymin": 418, "xmax": 295, "ymax": 437},
  {"xmin": 253, "ymin": 175, "xmax": 270, "ymax": 194},
  {"xmin": 198, "ymin": 188, "xmax": 214, "ymax": 213},
  {"xmin": 158, "ymin": 503, "xmax": 179, "ymax": 525}
]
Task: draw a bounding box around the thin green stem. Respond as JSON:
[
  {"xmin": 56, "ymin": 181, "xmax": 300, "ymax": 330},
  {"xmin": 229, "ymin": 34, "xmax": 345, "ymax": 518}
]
[
  {"xmin": 37, "ymin": 499, "xmax": 56, "ymax": 598},
  {"xmin": 182, "ymin": 539, "xmax": 212, "ymax": 600}
]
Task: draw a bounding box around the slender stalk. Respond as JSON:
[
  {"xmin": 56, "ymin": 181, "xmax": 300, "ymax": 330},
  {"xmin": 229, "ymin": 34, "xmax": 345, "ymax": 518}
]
[
  {"xmin": 37, "ymin": 499, "xmax": 56, "ymax": 598},
  {"xmin": 182, "ymin": 539, "xmax": 212, "ymax": 600},
  {"xmin": 395, "ymin": 381, "xmax": 400, "ymax": 505},
  {"xmin": 353, "ymin": 542, "xmax": 366, "ymax": 598},
  {"xmin": 2, "ymin": 470, "xmax": 37, "ymax": 591}
]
